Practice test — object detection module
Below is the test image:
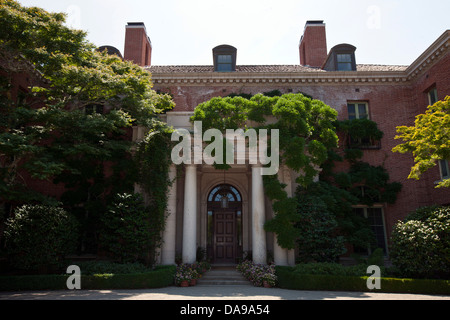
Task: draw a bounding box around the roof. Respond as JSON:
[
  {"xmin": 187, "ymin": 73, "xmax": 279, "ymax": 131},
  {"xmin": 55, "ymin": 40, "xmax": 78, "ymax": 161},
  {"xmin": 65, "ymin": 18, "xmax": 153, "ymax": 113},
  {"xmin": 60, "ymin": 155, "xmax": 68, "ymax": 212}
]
[{"xmin": 147, "ymin": 64, "xmax": 408, "ymax": 74}]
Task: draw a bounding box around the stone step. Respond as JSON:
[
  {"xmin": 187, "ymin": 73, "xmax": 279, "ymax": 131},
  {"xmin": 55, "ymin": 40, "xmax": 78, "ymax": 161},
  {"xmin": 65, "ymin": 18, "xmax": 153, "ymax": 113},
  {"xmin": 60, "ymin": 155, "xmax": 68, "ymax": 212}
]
[{"xmin": 197, "ymin": 267, "xmax": 252, "ymax": 286}]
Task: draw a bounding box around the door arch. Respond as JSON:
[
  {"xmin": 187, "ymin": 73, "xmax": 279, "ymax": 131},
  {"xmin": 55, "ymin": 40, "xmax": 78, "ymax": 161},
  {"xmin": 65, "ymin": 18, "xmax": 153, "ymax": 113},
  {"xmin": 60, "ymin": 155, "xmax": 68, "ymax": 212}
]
[{"xmin": 207, "ymin": 184, "xmax": 243, "ymax": 264}]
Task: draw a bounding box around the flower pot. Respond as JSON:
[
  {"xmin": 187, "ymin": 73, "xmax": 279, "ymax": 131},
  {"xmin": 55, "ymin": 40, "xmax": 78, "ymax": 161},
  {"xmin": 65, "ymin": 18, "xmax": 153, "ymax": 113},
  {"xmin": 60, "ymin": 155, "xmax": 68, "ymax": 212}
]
[
  {"xmin": 179, "ymin": 280, "xmax": 189, "ymax": 287},
  {"xmin": 263, "ymin": 281, "xmax": 272, "ymax": 288},
  {"xmin": 190, "ymin": 279, "xmax": 197, "ymax": 286}
]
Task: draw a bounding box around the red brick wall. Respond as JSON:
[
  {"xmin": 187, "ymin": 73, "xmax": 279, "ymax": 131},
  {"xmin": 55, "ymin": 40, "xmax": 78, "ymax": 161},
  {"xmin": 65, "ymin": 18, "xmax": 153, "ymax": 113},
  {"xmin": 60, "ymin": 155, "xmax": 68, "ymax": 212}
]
[{"xmin": 152, "ymin": 52, "xmax": 450, "ymax": 243}]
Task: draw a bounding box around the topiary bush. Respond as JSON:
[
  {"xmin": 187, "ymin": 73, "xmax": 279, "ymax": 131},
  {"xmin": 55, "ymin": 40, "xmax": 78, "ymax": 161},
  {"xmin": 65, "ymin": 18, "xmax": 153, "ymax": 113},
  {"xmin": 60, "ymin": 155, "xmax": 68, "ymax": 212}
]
[
  {"xmin": 3, "ymin": 204, "xmax": 79, "ymax": 273},
  {"xmin": 100, "ymin": 193, "xmax": 160, "ymax": 266},
  {"xmin": 295, "ymin": 195, "xmax": 347, "ymax": 263},
  {"xmin": 389, "ymin": 206, "xmax": 450, "ymax": 279}
]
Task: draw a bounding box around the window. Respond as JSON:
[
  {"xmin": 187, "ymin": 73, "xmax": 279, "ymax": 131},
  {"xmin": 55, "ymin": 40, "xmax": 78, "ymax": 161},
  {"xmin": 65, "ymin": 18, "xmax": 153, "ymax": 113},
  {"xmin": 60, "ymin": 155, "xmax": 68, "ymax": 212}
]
[
  {"xmin": 85, "ymin": 104, "xmax": 104, "ymax": 115},
  {"xmin": 217, "ymin": 55, "xmax": 233, "ymax": 72},
  {"xmin": 213, "ymin": 45, "xmax": 237, "ymax": 72},
  {"xmin": 322, "ymin": 44, "xmax": 357, "ymax": 71},
  {"xmin": 428, "ymin": 87, "xmax": 438, "ymax": 105},
  {"xmin": 337, "ymin": 54, "xmax": 353, "ymax": 71},
  {"xmin": 348, "ymin": 102, "xmax": 369, "ymax": 120},
  {"xmin": 439, "ymin": 160, "xmax": 450, "ymax": 180},
  {"xmin": 353, "ymin": 207, "xmax": 387, "ymax": 255}
]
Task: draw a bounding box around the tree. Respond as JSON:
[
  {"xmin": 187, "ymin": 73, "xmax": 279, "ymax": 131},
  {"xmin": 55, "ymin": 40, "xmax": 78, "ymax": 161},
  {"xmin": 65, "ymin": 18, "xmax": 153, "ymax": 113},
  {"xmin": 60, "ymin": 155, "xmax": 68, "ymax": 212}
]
[
  {"xmin": 0, "ymin": 1, "xmax": 174, "ymax": 252},
  {"xmin": 393, "ymin": 96, "xmax": 450, "ymax": 188}
]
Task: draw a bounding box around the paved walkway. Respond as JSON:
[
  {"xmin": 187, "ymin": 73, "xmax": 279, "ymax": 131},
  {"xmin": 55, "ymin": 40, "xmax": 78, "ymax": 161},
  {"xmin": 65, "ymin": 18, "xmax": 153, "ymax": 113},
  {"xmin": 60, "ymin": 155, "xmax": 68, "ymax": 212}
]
[{"xmin": 1, "ymin": 285, "xmax": 449, "ymax": 300}]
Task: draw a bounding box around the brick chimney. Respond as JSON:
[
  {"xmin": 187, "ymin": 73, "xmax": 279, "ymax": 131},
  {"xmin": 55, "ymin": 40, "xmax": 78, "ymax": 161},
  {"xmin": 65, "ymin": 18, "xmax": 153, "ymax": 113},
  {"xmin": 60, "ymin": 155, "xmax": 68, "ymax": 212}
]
[
  {"xmin": 299, "ymin": 21, "xmax": 328, "ymax": 68},
  {"xmin": 124, "ymin": 22, "xmax": 152, "ymax": 67}
]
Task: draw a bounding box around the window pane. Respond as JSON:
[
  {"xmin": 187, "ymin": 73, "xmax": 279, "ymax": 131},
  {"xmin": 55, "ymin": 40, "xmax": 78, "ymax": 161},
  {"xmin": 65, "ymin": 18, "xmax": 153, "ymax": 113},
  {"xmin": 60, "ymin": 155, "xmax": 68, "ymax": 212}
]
[
  {"xmin": 348, "ymin": 104, "xmax": 356, "ymax": 120},
  {"xmin": 440, "ymin": 160, "xmax": 449, "ymax": 178},
  {"xmin": 337, "ymin": 54, "xmax": 352, "ymax": 62},
  {"xmin": 337, "ymin": 62, "xmax": 352, "ymax": 71},
  {"xmin": 429, "ymin": 88, "xmax": 438, "ymax": 105},
  {"xmin": 358, "ymin": 104, "xmax": 368, "ymax": 119},
  {"xmin": 218, "ymin": 55, "xmax": 232, "ymax": 63},
  {"xmin": 218, "ymin": 63, "xmax": 232, "ymax": 72},
  {"xmin": 367, "ymin": 208, "xmax": 383, "ymax": 225}
]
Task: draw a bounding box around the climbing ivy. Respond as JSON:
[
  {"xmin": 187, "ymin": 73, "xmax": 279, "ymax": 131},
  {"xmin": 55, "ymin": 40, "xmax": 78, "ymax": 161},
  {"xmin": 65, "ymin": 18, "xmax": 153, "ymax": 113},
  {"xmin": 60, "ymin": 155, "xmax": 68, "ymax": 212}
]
[
  {"xmin": 134, "ymin": 120, "xmax": 176, "ymax": 261},
  {"xmin": 192, "ymin": 93, "xmax": 339, "ymax": 249},
  {"xmin": 191, "ymin": 91, "xmax": 401, "ymax": 252}
]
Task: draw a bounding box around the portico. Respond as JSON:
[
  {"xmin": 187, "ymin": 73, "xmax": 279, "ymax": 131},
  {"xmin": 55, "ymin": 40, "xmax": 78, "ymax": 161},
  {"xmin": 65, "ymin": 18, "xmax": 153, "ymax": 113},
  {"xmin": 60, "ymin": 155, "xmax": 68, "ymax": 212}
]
[{"xmin": 159, "ymin": 161, "xmax": 295, "ymax": 266}]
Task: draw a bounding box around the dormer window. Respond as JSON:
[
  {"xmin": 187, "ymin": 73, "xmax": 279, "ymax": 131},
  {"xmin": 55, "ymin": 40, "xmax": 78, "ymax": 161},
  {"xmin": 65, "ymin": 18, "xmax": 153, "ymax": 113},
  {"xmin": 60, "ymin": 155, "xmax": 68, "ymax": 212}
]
[
  {"xmin": 213, "ymin": 45, "xmax": 237, "ymax": 72},
  {"xmin": 323, "ymin": 44, "xmax": 357, "ymax": 71}
]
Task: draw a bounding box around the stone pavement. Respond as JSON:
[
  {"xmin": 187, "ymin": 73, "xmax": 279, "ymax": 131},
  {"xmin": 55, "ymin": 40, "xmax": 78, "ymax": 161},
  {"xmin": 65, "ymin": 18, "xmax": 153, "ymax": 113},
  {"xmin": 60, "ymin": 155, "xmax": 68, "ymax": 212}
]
[{"xmin": 1, "ymin": 285, "xmax": 449, "ymax": 300}]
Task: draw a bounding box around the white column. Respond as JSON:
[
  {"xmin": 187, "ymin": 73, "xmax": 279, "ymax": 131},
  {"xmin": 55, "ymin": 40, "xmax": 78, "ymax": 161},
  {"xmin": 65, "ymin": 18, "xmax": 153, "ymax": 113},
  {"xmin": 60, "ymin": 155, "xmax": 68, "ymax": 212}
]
[
  {"xmin": 161, "ymin": 165, "xmax": 177, "ymax": 265},
  {"xmin": 284, "ymin": 168, "xmax": 296, "ymax": 267},
  {"xmin": 273, "ymin": 167, "xmax": 289, "ymax": 266},
  {"xmin": 252, "ymin": 165, "xmax": 267, "ymax": 264},
  {"xmin": 182, "ymin": 164, "xmax": 197, "ymax": 264}
]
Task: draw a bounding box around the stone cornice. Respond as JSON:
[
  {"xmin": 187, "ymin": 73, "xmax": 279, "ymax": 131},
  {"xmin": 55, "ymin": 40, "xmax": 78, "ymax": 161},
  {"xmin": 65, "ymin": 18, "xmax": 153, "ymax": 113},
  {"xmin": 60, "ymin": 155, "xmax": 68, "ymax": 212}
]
[
  {"xmin": 151, "ymin": 71, "xmax": 410, "ymax": 86},
  {"xmin": 405, "ymin": 30, "xmax": 450, "ymax": 80}
]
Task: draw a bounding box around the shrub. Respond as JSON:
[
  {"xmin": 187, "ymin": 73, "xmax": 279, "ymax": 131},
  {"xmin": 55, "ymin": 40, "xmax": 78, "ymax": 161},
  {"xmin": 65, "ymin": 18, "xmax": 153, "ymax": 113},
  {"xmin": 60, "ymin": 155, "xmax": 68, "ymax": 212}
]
[
  {"xmin": 389, "ymin": 206, "xmax": 450, "ymax": 279},
  {"xmin": 295, "ymin": 195, "xmax": 347, "ymax": 263},
  {"xmin": 0, "ymin": 265, "xmax": 176, "ymax": 291},
  {"xmin": 3, "ymin": 204, "xmax": 79, "ymax": 272},
  {"xmin": 100, "ymin": 193, "xmax": 159, "ymax": 266},
  {"xmin": 77, "ymin": 261, "xmax": 152, "ymax": 275},
  {"xmin": 293, "ymin": 262, "xmax": 384, "ymax": 277},
  {"xmin": 275, "ymin": 266, "xmax": 450, "ymax": 295}
]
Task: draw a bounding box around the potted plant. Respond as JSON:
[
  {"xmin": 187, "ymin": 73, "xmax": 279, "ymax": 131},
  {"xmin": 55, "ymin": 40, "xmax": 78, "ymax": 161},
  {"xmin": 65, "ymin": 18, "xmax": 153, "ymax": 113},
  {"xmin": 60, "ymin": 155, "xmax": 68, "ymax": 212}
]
[
  {"xmin": 262, "ymin": 273, "xmax": 277, "ymax": 288},
  {"xmin": 190, "ymin": 269, "xmax": 200, "ymax": 286},
  {"xmin": 175, "ymin": 264, "xmax": 192, "ymax": 287}
]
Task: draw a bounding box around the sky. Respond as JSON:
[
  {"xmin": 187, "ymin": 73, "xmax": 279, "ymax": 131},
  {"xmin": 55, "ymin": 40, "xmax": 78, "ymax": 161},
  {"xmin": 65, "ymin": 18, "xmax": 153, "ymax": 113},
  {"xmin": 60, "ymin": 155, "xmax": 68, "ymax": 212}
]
[{"xmin": 17, "ymin": 0, "xmax": 450, "ymax": 66}]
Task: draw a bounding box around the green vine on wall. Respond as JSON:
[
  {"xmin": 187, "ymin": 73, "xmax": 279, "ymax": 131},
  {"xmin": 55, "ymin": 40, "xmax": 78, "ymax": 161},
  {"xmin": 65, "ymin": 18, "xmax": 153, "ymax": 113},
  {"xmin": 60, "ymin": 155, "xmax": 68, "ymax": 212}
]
[
  {"xmin": 191, "ymin": 91, "xmax": 402, "ymax": 255},
  {"xmin": 191, "ymin": 92, "xmax": 339, "ymax": 250},
  {"xmin": 133, "ymin": 120, "xmax": 175, "ymax": 263}
]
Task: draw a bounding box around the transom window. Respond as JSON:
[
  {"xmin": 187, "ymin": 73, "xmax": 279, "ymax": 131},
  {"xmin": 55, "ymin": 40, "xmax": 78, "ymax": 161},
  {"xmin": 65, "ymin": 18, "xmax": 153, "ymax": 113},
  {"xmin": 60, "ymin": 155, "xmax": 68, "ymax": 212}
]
[
  {"xmin": 348, "ymin": 102, "xmax": 369, "ymax": 120},
  {"xmin": 208, "ymin": 184, "xmax": 241, "ymax": 205}
]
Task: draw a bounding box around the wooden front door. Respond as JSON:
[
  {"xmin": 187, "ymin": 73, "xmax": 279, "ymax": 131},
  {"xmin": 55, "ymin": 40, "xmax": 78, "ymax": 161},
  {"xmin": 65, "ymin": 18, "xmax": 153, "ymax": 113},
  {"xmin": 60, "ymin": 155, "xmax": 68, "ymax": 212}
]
[{"xmin": 213, "ymin": 212, "xmax": 236, "ymax": 264}]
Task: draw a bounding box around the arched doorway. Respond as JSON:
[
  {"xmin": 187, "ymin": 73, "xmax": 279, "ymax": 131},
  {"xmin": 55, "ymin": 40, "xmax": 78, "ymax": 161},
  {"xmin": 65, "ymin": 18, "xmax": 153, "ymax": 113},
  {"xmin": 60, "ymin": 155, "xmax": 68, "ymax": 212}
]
[{"xmin": 207, "ymin": 184, "xmax": 243, "ymax": 264}]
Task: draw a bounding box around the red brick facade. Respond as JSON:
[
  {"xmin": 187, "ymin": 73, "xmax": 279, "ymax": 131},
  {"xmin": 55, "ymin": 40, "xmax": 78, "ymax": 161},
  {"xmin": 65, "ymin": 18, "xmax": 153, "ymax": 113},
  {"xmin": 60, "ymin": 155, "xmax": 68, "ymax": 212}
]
[{"xmin": 136, "ymin": 22, "xmax": 450, "ymax": 249}]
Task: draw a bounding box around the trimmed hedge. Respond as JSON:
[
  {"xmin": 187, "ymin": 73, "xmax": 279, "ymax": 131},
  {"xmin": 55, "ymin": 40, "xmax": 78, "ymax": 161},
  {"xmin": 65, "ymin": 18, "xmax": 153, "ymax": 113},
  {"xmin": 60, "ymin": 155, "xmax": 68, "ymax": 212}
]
[
  {"xmin": 276, "ymin": 266, "xmax": 450, "ymax": 295},
  {"xmin": 0, "ymin": 265, "xmax": 176, "ymax": 292}
]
